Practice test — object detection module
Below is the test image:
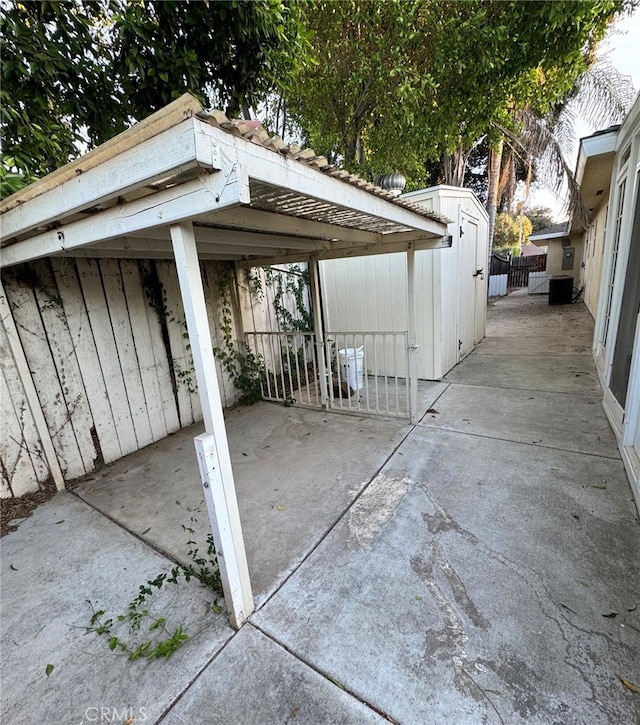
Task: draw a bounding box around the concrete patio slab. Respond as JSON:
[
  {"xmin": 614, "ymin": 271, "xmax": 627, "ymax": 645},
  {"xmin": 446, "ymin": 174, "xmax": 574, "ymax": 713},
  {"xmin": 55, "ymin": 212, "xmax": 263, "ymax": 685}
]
[
  {"xmin": 444, "ymin": 351, "xmax": 601, "ymax": 394},
  {"xmin": 253, "ymin": 426, "xmax": 640, "ymax": 724},
  {"xmin": 0, "ymin": 493, "xmax": 232, "ymax": 724},
  {"xmin": 161, "ymin": 623, "xmax": 384, "ymax": 725},
  {"xmin": 421, "ymin": 383, "xmax": 620, "ymax": 458},
  {"xmin": 74, "ymin": 401, "xmax": 425, "ymax": 605},
  {"xmin": 486, "ymin": 290, "xmax": 595, "ymax": 338},
  {"xmin": 3, "ymin": 291, "xmax": 639, "ymax": 725},
  {"xmin": 475, "ymin": 335, "xmax": 593, "ymax": 356}
]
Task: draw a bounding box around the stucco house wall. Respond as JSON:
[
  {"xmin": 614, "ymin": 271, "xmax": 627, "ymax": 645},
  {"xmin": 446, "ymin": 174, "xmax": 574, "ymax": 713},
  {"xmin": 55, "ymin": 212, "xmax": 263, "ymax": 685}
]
[{"xmin": 544, "ymin": 237, "xmax": 584, "ymax": 287}]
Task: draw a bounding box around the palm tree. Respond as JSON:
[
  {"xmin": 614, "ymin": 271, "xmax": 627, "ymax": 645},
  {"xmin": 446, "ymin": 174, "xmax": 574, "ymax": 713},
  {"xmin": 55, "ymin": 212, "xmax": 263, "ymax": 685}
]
[{"xmin": 484, "ymin": 60, "xmax": 637, "ymax": 259}]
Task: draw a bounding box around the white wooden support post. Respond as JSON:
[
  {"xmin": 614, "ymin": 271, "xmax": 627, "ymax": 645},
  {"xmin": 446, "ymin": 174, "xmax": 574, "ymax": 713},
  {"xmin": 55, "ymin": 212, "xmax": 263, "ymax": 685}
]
[
  {"xmin": 170, "ymin": 221, "xmax": 254, "ymax": 629},
  {"xmin": 0, "ymin": 280, "xmax": 65, "ymax": 491},
  {"xmin": 309, "ymin": 258, "xmax": 329, "ymax": 408},
  {"xmin": 407, "ymin": 245, "xmax": 418, "ymax": 424}
]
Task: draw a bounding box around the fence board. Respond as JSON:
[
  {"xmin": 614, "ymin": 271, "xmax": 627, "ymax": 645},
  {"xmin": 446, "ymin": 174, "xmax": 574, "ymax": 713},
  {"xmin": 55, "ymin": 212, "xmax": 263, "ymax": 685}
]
[
  {"xmin": 156, "ymin": 261, "xmax": 196, "ymax": 427},
  {"xmin": 140, "ymin": 278, "xmax": 181, "ymax": 436},
  {"xmin": 0, "ymin": 316, "xmax": 50, "ymax": 484},
  {"xmin": 100, "ymin": 258, "xmax": 154, "ymax": 449},
  {"xmin": 528, "ymin": 271, "xmax": 551, "ymax": 295},
  {"xmin": 3, "ymin": 271, "xmax": 85, "ymax": 479},
  {"xmin": 205, "ymin": 263, "xmax": 242, "ymax": 406},
  {"xmin": 31, "ymin": 259, "xmax": 97, "ymax": 474},
  {"xmin": 0, "ymin": 362, "xmax": 37, "ymax": 496},
  {"xmin": 490, "ymin": 253, "xmax": 510, "ymax": 276},
  {"xmin": 119, "ymin": 260, "xmax": 168, "ymax": 442},
  {"xmin": 488, "ymin": 274, "xmax": 508, "ymax": 297},
  {"xmin": 76, "ymin": 258, "xmax": 138, "ymax": 456},
  {"xmin": 0, "ymin": 322, "xmax": 47, "ymax": 496},
  {"xmin": 51, "ymin": 258, "xmax": 122, "ymax": 464},
  {"xmin": 2, "ymin": 255, "xmax": 248, "ymax": 496},
  {"xmin": 508, "ymin": 254, "xmax": 547, "ymax": 288}
]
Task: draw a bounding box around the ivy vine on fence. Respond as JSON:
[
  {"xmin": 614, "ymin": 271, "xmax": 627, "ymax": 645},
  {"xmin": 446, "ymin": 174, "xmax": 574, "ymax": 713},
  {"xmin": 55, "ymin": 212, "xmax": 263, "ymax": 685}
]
[{"xmin": 214, "ymin": 264, "xmax": 266, "ymax": 405}]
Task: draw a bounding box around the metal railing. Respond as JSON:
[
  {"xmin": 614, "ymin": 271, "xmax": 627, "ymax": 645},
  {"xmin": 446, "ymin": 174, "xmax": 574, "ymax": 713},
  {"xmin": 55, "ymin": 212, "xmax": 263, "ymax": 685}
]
[
  {"xmin": 245, "ymin": 331, "xmax": 321, "ymax": 407},
  {"xmin": 325, "ymin": 331, "xmax": 409, "ymax": 419},
  {"xmin": 244, "ymin": 329, "xmax": 411, "ymax": 420}
]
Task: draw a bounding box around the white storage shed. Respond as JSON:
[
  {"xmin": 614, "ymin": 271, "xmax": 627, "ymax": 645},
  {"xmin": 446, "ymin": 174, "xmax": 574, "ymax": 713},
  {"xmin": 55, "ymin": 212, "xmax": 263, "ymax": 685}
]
[{"xmin": 320, "ymin": 185, "xmax": 489, "ymax": 380}]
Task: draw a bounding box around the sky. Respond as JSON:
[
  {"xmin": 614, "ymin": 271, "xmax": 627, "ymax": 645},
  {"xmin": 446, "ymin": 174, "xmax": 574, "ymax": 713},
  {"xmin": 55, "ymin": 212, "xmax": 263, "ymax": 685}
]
[
  {"xmin": 529, "ymin": 8, "xmax": 640, "ymax": 219},
  {"xmin": 602, "ymin": 9, "xmax": 640, "ymax": 88}
]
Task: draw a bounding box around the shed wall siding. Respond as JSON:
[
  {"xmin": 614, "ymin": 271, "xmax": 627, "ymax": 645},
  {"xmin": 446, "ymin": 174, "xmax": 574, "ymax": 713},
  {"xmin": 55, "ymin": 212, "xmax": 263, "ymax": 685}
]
[
  {"xmin": 320, "ymin": 188, "xmax": 488, "ymax": 380},
  {"xmin": 1, "ymin": 258, "xmax": 241, "ymax": 497}
]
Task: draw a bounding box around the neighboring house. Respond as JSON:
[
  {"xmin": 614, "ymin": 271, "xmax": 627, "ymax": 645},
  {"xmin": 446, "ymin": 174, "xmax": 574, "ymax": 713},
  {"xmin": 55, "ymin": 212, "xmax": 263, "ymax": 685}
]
[
  {"xmin": 590, "ymin": 95, "xmax": 640, "ymax": 509},
  {"xmin": 520, "ymin": 242, "xmax": 547, "ymax": 257},
  {"xmin": 573, "ymin": 126, "xmax": 619, "ymax": 317}
]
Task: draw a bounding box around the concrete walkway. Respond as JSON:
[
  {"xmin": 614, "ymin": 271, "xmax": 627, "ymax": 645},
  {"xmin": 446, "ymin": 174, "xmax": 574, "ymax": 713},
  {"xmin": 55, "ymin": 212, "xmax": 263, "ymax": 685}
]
[{"xmin": 2, "ymin": 291, "xmax": 639, "ymax": 724}]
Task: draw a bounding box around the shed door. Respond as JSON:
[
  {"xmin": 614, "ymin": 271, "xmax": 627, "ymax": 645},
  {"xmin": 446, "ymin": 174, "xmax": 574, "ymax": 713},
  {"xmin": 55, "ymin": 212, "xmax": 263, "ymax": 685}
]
[{"xmin": 457, "ymin": 213, "xmax": 483, "ymax": 359}]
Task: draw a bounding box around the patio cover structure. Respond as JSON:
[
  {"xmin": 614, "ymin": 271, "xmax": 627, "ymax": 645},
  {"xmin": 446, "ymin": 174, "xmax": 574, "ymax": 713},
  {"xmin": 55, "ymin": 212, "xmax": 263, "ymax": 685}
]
[{"xmin": 0, "ymin": 94, "xmax": 450, "ymax": 628}]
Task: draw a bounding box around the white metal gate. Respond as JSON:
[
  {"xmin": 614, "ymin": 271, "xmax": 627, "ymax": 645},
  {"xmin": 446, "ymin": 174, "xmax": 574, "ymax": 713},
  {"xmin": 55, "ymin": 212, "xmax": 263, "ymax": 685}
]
[
  {"xmin": 244, "ymin": 329, "xmax": 411, "ymax": 420},
  {"xmin": 242, "ymin": 260, "xmax": 414, "ymax": 421},
  {"xmin": 325, "ymin": 331, "xmax": 410, "ymax": 419}
]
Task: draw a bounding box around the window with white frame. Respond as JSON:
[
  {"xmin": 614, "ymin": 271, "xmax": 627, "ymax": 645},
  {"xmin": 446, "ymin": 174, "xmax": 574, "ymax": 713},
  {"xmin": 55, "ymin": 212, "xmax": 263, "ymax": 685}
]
[{"xmin": 602, "ymin": 176, "xmax": 626, "ymax": 347}]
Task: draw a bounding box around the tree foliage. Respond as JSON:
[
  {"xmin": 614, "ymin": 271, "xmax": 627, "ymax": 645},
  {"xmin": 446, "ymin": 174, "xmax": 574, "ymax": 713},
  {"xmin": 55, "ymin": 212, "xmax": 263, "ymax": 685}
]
[
  {"xmin": 1, "ymin": 0, "xmax": 114, "ymax": 181},
  {"xmin": 112, "ymin": 0, "xmax": 307, "ymax": 121},
  {"xmin": 526, "ymin": 206, "xmax": 557, "ymax": 232},
  {"xmin": 280, "ymin": 0, "xmax": 633, "ymax": 188},
  {"xmin": 2, "ymin": 0, "xmax": 636, "ymax": 208},
  {"xmin": 0, "ymin": 0, "xmax": 307, "ymax": 184},
  {"xmin": 493, "ymin": 212, "xmax": 533, "ymax": 253}
]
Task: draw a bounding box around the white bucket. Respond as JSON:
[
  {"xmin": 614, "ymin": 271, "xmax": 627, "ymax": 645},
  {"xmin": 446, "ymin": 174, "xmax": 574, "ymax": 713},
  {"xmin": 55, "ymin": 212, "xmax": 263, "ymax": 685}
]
[{"xmin": 337, "ymin": 346, "xmax": 364, "ymax": 390}]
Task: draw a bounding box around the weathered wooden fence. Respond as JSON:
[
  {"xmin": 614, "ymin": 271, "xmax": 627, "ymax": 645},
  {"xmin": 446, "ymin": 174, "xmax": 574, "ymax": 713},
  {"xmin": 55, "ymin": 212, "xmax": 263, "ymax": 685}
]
[
  {"xmin": 508, "ymin": 254, "xmax": 547, "ymax": 288},
  {"xmin": 490, "ymin": 252, "xmax": 511, "ymax": 276},
  {"xmin": 1, "ymin": 258, "xmax": 242, "ymax": 497}
]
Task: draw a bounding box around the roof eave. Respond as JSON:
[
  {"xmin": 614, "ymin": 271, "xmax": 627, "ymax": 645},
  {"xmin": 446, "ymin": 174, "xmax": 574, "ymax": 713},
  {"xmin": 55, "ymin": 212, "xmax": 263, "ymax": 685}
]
[{"xmin": 1, "ymin": 101, "xmax": 450, "ymax": 269}]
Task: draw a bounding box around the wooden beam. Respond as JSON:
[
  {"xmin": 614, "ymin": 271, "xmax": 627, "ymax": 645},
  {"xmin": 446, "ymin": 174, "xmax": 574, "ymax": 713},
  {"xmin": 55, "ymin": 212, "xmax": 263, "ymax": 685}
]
[
  {"xmin": 1, "ymin": 93, "xmax": 204, "ymax": 214},
  {"xmin": 73, "ymin": 237, "xmax": 286, "ymax": 258},
  {"xmin": 0, "ymin": 280, "xmax": 65, "ymax": 491},
  {"xmin": 51, "ymin": 247, "xmax": 244, "ymax": 261},
  {"xmin": 236, "ymin": 234, "xmax": 453, "ymax": 268},
  {"xmin": 210, "ymin": 122, "xmax": 447, "ymax": 236},
  {"xmin": 129, "ymin": 224, "xmax": 330, "ymax": 251},
  {"xmin": 204, "ymin": 206, "xmax": 382, "ymax": 245},
  {"xmin": 309, "ymin": 258, "xmax": 329, "ymax": 409},
  {"xmin": 1, "ymin": 170, "xmax": 248, "ymax": 268},
  {"xmin": 1, "ymin": 118, "xmax": 221, "ymax": 241},
  {"xmin": 170, "ymin": 221, "xmax": 254, "ymax": 629},
  {"xmin": 381, "ymin": 230, "xmax": 453, "ymax": 246}
]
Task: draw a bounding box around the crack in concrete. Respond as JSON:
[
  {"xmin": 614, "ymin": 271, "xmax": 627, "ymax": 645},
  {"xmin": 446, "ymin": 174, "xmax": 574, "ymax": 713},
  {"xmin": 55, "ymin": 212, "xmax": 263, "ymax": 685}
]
[{"xmin": 416, "ymin": 489, "xmax": 640, "ymax": 720}]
